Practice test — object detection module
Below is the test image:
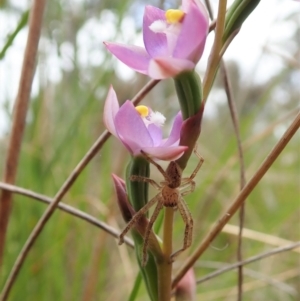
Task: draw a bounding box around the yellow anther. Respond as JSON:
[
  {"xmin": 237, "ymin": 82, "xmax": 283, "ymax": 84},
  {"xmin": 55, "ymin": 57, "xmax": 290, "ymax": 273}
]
[
  {"xmin": 165, "ymin": 9, "xmax": 185, "ymax": 24},
  {"xmin": 136, "ymin": 105, "xmax": 149, "ymax": 117}
]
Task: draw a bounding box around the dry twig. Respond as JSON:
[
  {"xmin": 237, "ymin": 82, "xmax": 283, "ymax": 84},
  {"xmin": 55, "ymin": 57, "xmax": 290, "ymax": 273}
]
[
  {"xmin": 221, "ymin": 61, "xmax": 247, "ymax": 300},
  {"xmin": 172, "ymin": 111, "xmax": 300, "ymax": 288},
  {"xmin": 196, "ymin": 241, "xmax": 300, "ymax": 284},
  {"xmin": 0, "ymin": 182, "xmax": 134, "ymax": 248}
]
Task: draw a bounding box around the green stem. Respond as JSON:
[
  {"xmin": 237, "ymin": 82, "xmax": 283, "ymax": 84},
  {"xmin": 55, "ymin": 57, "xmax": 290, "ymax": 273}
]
[
  {"xmin": 162, "ymin": 207, "xmax": 174, "ymax": 256},
  {"xmin": 174, "ymin": 71, "xmax": 202, "ymax": 120},
  {"xmin": 126, "ymin": 155, "xmax": 149, "ymax": 211},
  {"xmin": 157, "ymin": 207, "xmax": 174, "ymax": 301},
  {"xmin": 126, "ymin": 156, "xmax": 159, "ymax": 301},
  {"xmin": 223, "ymin": 0, "xmax": 260, "ymax": 43}
]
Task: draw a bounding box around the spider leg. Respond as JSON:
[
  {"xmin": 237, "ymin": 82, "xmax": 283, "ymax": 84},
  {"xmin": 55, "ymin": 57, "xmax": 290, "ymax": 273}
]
[
  {"xmin": 130, "ymin": 175, "xmax": 161, "ymax": 190},
  {"xmin": 181, "ymin": 151, "xmax": 204, "ymax": 186},
  {"xmin": 141, "ymin": 196, "xmax": 164, "ymax": 266},
  {"xmin": 141, "ymin": 150, "xmax": 169, "ymax": 179},
  {"xmin": 189, "ymin": 149, "xmax": 204, "ymax": 181},
  {"xmin": 119, "ymin": 195, "xmax": 158, "ymax": 245},
  {"xmin": 170, "ymin": 197, "xmax": 193, "ymax": 261},
  {"xmin": 180, "ymin": 151, "xmax": 203, "ymax": 189},
  {"xmin": 181, "ymin": 180, "xmax": 195, "ymax": 196}
]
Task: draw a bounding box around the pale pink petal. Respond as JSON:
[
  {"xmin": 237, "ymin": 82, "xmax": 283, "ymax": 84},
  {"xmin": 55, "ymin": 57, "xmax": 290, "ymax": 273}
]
[
  {"xmin": 163, "ymin": 112, "xmax": 183, "ymax": 147},
  {"xmin": 148, "ymin": 57, "xmax": 195, "ymax": 79},
  {"xmin": 182, "ymin": 0, "xmax": 208, "ymax": 14},
  {"xmin": 148, "ymin": 124, "xmax": 163, "ymax": 146},
  {"xmin": 120, "ymin": 135, "xmax": 144, "ymax": 155},
  {"xmin": 143, "ymin": 6, "xmax": 168, "ymax": 57},
  {"xmin": 114, "ymin": 101, "xmax": 154, "ymax": 153},
  {"xmin": 194, "ymin": 0, "xmax": 210, "ymax": 18},
  {"xmin": 173, "ymin": 0, "xmax": 209, "ymax": 62},
  {"xmin": 103, "ymin": 86, "xmax": 119, "ymax": 136},
  {"xmin": 181, "ymin": 0, "xmax": 190, "ymax": 11},
  {"xmin": 104, "ymin": 42, "xmax": 151, "ymax": 74},
  {"xmin": 142, "ymin": 145, "xmax": 188, "ymax": 160}
]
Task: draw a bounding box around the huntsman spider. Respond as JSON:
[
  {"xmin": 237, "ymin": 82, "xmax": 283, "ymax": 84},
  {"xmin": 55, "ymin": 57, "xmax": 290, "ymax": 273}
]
[{"xmin": 119, "ymin": 149, "xmax": 204, "ymax": 265}]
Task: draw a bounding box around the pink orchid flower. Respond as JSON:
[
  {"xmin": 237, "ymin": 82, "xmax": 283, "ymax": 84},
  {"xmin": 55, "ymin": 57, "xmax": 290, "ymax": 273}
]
[
  {"xmin": 103, "ymin": 86, "xmax": 188, "ymax": 160},
  {"xmin": 104, "ymin": 0, "xmax": 209, "ymax": 79}
]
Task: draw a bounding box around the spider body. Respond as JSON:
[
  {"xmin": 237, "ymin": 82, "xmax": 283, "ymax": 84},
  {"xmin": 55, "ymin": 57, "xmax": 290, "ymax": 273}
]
[
  {"xmin": 119, "ymin": 149, "xmax": 204, "ymax": 266},
  {"xmin": 161, "ymin": 161, "xmax": 182, "ymax": 207},
  {"xmin": 161, "ymin": 185, "xmax": 180, "ymax": 207},
  {"xmin": 165, "ymin": 161, "xmax": 182, "ymax": 188}
]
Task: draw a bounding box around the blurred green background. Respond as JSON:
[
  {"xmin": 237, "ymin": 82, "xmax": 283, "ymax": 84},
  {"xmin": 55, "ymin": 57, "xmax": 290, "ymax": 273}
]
[{"xmin": 0, "ymin": 0, "xmax": 299, "ymax": 300}]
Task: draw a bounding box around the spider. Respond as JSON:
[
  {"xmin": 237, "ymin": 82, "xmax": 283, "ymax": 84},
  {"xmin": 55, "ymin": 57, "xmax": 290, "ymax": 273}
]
[{"xmin": 119, "ymin": 149, "xmax": 204, "ymax": 266}]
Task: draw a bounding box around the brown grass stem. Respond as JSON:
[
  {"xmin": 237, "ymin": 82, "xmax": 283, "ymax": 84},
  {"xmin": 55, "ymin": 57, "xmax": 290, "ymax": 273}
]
[
  {"xmin": 202, "ymin": 0, "xmax": 227, "ymax": 101},
  {"xmin": 172, "ymin": 111, "xmax": 300, "ymax": 288},
  {"xmin": 203, "ymin": 1, "xmax": 246, "ymax": 295},
  {"xmin": 0, "ymin": 182, "xmax": 134, "ymax": 248},
  {"xmin": 196, "ymin": 241, "xmax": 300, "ymax": 285},
  {"xmin": 131, "ymin": 79, "xmax": 160, "ymax": 103},
  {"xmin": 0, "ymin": 0, "xmax": 46, "ymax": 265},
  {"xmin": 221, "ymin": 60, "xmax": 246, "ymax": 301}
]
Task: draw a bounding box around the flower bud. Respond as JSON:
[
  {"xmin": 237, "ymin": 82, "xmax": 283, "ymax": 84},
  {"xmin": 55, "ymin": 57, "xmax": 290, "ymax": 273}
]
[
  {"xmin": 175, "ymin": 268, "xmax": 196, "ymax": 301},
  {"xmin": 112, "ymin": 174, "xmax": 135, "ymax": 222},
  {"xmin": 176, "ymin": 104, "xmax": 204, "ymax": 170}
]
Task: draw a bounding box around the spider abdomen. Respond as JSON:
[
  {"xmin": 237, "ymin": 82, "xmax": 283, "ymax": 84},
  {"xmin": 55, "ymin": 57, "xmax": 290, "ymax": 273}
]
[{"xmin": 162, "ymin": 186, "xmax": 179, "ymax": 207}]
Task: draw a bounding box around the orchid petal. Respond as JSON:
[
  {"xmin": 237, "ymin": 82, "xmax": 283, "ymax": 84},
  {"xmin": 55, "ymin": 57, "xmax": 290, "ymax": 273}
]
[
  {"xmin": 103, "ymin": 86, "xmax": 119, "ymax": 136},
  {"xmin": 143, "ymin": 6, "xmax": 168, "ymax": 57},
  {"xmin": 114, "ymin": 101, "xmax": 154, "ymax": 152},
  {"xmin": 104, "ymin": 42, "xmax": 151, "ymax": 74},
  {"xmin": 163, "ymin": 112, "xmax": 183, "ymax": 146},
  {"xmin": 142, "ymin": 145, "xmax": 188, "ymax": 160},
  {"xmin": 148, "ymin": 123, "xmax": 163, "ymax": 146},
  {"xmin": 193, "ymin": 0, "xmax": 210, "ymax": 18},
  {"xmin": 181, "ymin": 0, "xmax": 190, "ymax": 11},
  {"xmin": 173, "ymin": 0, "xmax": 209, "ymax": 62},
  {"xmin": 148, "ymin": 57, "xmax": 195, "ymax": 79},
  {"xmin": 120, "ymin": 135, "xmax": 144, "ymax": 155}
]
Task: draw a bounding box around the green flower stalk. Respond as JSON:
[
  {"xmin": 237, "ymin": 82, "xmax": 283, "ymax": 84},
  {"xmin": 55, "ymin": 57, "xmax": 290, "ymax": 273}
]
[
  {"xmin": 173, "ymin": 70, "xmax": 204, "ymax": 170},
  {"xmin": 112, "ymin": 173, "xmax": 162, "ymax": 301},
  {"xmin": 223, "ymin": 0, "xmax": 261, "ymax": 43},
  {"xmin": 126, "ymin": 156, "xmax": 150, "ymax": 211},
  {"xmin": 174, "ymin": 71, "xmax": 202, "ymax": 120}
]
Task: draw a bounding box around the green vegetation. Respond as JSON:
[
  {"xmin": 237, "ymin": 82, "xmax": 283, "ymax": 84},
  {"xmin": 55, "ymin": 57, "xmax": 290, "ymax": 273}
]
[{"xmin": 0, "ymin": 0, "xmax": 299, "ymax": 300}]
